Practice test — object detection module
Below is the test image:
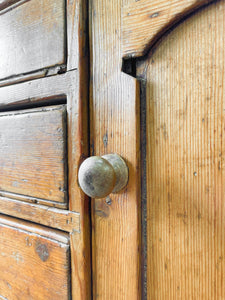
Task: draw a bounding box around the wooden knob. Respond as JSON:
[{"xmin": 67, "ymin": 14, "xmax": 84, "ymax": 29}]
[{"xmin": 78, "ymin": 154, "xmax": 128, "ymax": 198}]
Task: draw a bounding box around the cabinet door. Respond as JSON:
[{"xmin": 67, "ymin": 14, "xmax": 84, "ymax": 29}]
[
  {"xmin": 134, "ymin": 1, "xmax": 225, "ymax": 298},
  {"xmin": 90, "ymin": 0, "xmax": 224, "ymax": 299},
  {"xmin": 0, "ymin": 1, "xmax": 90, "ymax": 299}
]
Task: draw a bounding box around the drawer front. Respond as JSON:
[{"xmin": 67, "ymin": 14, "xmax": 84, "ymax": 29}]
[
  {"xmin": 0, "ymin": 105, "xmax": 67, "ymax": 204},
  {"xmin": 0, "ymin": 215, "xmax": 70, "ymax": 300},
  {"xmin": 0, "ymin": 0, "xmax": 66, "ymax": 81}
]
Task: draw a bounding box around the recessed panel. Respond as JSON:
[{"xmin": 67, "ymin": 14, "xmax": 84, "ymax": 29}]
[
  {"xmin": 0, "ymin": 0, "xmax": 66, "ymax": 80},
  {"xmin": 137, "ymin": 1, "xmax": 225, "ymax": 298},
  {"xmin": 0, "ymin": 215, "xmax": 70, "ymax": 300},
  {"xmin": 0, "ymin": 105, "xmax": 67, "ymax": 203}
]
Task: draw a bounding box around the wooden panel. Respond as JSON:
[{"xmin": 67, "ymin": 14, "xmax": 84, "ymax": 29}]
[
  {"xmin": 0, "ymin": 190, "xmax": 67, "ymax": 208},
  {"xmin": 90, "ymin": 0, "xmax": 141, "ymax": 298},
  {"xmin": 0, "ymin": 0, "xmax": 65, "ymax": 80},
  {"xmin": 0, "ymin": 196, "xmax": 80, "ymax": 232},
  {"xmin": 0, "ymin": 105, "xmax": 67, "ymax": 203},
  {"xmin": 137, "ymin": 1, "xmax": 225, "ymax": 298},
  {"xmin": 0, "ymin": 71, "xmax": 72, "ymax": 109},
  {"xmin": 122, "ymin": 0, "xmax": 213, "ymax": 58},
  {"xmin": 0, "ymin": 215, "xmax": 70, "ymax": 300},
  {"xmin": 0, "ymin": 69, "xmax": 91, "ymax": 298},
  {"xmin": 0, "ymin": 0, "xmax": 89, "ymax": 87}
]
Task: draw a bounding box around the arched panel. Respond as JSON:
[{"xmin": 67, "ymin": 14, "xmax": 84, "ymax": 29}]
[
  {"xmin": 122, "ymin": 0, "xmax": 214, "ymax": 58},
  {"xmin": 137, "ymin": 1, "xmax": 225, "ymax": 298}
]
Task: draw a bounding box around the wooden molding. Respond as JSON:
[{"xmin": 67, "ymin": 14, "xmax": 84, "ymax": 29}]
[
  {"xmin": 122, "ymin": 0, "xmax": 214, "ymax": 58},
  {"xmin": 0, "ymin": 197, "xmax": 80, "ymax": 232}
]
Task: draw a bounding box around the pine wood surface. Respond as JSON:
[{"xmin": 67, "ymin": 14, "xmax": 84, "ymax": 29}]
[
  {"xmin": 90, "ymin": 0, "xmax": 141, "ymax": 298},
  {"xmin": 137, "ymin": 1, "xmax": 225, "ymax": 298},
  {"xmin": 0, "ymin": 197, "xmax": 80, "ymax": 232},
  {"xmin": 122, "ymin": 0, "xmax": 213, "ymax": 58},
  {"xmin": 0, "ymin": 105, "xmax": 67, "ymax": 203},
  {"xmin": 0, "ymin": 70, "xmax": 73, "ymax": 109},
  {"xmin": 0, "ymin": 0, "xmax": 87, "ymax": 87},
  {"xmin": 0, "ymin": 0, "xmax": 66, "ymax": 81},
  {"xmin": 0, "ymin": 215, "xmax": 70, "ymax": 300},
  {"xmin": 0, "ymin": 69, "xmax": 90, "ymax": 298},
  {"xmin": 67, "ymin": 0, "xmax": 89, "ymax": 71},
  {"xmin": 67, "ymin": 1, "xmax": 91, "ymax": 298},
  {"xmin": 0, "ymin": 0, "xmax": 91, "ymax": 298}
]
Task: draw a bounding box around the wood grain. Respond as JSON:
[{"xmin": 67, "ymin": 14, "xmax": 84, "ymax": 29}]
[
  {"xmin": 0, "ymin": 71, "xmax": 72, "ymax": 109},
  {"xmin": 67, "ymin": 0, "xmax": 89, "ymax": 71},
  {"xmin": 0, "ymin": 105, "xmax": 67, "ymax": 203},
  {"xmin": 0, "ymin": 0, "xmax": 88, "ymax": 87},
  {"xmin": 90, "ymin": 0, "xmax": 141, "ymax": 297},
  {"xmin": 122, "ymin": 0, "xmax": 213, "ymax": 58},
  {"xmin": 0, "ymin": 215, "xmax": 70, "ymax": 300},
  {"xmin": 66, "ymin": 1, "xmax": 91, "ymax": 298},
  {"xmin": 0, "ymin": 69, "xmax": 91, "ymax": 298},
  {"xmin": 0, "ymin": 0, "xmax": 65, "ymax": 81},
  {"xmin": 0, "ymin": 0, "xmax": 90, "ymax": 298},
  {"xmin": 0, "ymin": 196, "xmax": 80, "ymax": 232},
  {"xmin": 0, "ymin": 190, "xmax": 67, "ymax": 209},
  {"xmin": 137, "ymin": 1, "xmax": 225, "ymax": 298}
]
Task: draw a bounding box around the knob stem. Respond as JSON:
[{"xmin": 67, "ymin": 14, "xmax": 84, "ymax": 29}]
[{"xmin": 102, "ymin": 154, "xmax": 128, "ymax": 193}]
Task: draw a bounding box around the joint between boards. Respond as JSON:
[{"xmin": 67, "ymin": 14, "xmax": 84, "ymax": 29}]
[
  {"xmin": 0, "ymin": 64, "xmax": 70, "ymax": 89},
  {"xmin": 139, "ymin": 77, "xmax": 147, "ymax": 300},
  {"xmin": 0, "ymin": 196, "xmax": 81, "ymax": 234}
]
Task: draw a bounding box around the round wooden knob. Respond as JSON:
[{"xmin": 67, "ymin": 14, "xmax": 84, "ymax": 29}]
[{"xmin": 78, "ymin": 154, "xmax": 128, "ymax": 198}]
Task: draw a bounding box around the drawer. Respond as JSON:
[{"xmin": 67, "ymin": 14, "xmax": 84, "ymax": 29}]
[
  {"xmin": 0, "ymin": 105, "xmax": 67, "ymax": 205},
  {"xmin": 0, "ymin": 0, "xmax": 66, "ymax": 81},
  {"xmin": 0, "ymin": 215, "xmax": 70, "ymax": 300}
]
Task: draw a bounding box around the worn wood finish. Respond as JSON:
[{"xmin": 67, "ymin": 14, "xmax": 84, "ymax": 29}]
[
  {"xmin": 65, "ymin": 1, "xmax": 91, "ymax": 298},
  {"xmin": 67, "ymin": 0, "xmax": 89, "ymax": 71},
  {"xmin": 0, "ymin": 215, "xmax": 70, "ymax": 300},
  {"xmin": 0, "ymin": 0, "xmax": 88, "ymax": 87},
  {"xmin": 0, "ymin": 197, "xmax": 80, "ymax": 232},
  {"xmin": 0, "ymin": 190, "xmax": 67, "ymax": 209},
  {"xmin": 0, "ymin": 68, "xmax": 52, "ymax": 89},
  {"xmin": 0, "ymin": 105, "xmax": 67, "ymax": 204},
  {"xmin": 0, "ymin": 68, "xmax": 91, "ymax": 298},
  {"xmin": 66, "ymin": 0, "xmax": 91, "ymax": 298},
  {"xmin": 137, "ymin": 1, "xmax": 225, "ymax": 298},
  {"xmin": 0, "ymin": 71, "xmax": 72, "ymax": 109},
  {"xmin": 122, "ymin": 0, "xmax": 213, "ymax": 58},
  {"xmin": 0, "ymin": 0, "xmax": 90, "ymax": 298},
  {"xmin": 90, "ymin": 0, "xmax": 141, "ymax": 297},
  {"xmin": 0, "ymin": 0, "xmax": 66, "ymax": 81}
]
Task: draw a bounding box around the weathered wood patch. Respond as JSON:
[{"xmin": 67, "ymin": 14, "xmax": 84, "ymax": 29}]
[
  {"xmin": 0, "ymin": 105, "xmax": 68, "ymax": 203},
  {"xmin": 0, "ymin": 215, "xmax": 70, "ymax": 299},
  {"xmin": 0, "ymin": 0, "xmax": 66, "ymax": 81}
]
